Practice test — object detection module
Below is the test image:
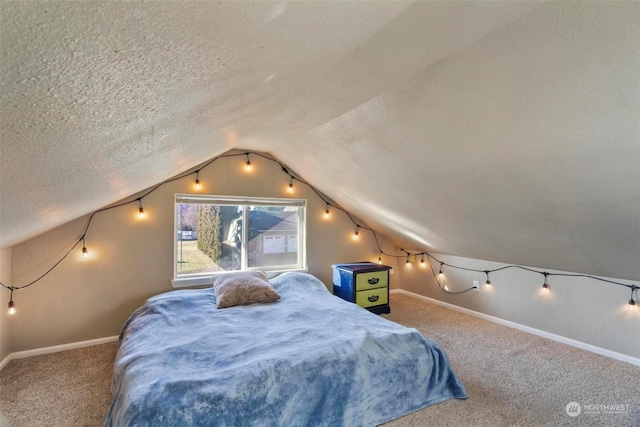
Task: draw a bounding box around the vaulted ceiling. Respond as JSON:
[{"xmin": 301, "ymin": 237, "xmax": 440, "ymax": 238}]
[{"xmin": 1, "ymin": 1, "xmax": 638, "ymax": 280}]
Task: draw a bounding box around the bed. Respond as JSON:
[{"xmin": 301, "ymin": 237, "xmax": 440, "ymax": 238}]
[{"xmin": 105, "ymin": 272, "xmax": 466, "ymax": 426}]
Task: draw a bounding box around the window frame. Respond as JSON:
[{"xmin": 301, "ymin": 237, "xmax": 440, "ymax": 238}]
[{"xmin": 172, "ymin": 194, "xmax": 307, "ymax": 288}]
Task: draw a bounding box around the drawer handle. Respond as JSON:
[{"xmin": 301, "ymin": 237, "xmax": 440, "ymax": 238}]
[
  {"xmin": 367, "ymin": 278, "xmax": 380, "ymax": 285},
  {"xmin": 368, "ymin": 295, "xmax": 379, "ymax": 302}
]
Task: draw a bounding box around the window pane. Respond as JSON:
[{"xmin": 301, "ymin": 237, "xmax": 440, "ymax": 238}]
[
  {"xmin": 175, "ymin": 195, "xmax": 305, "ymax": 278},
  {"xmin": 176, "ymin": 203, "xmax": 242, "ymax": 274},
  {"xmin": 247, "ymin": 206, "xmax": 300, "ymax": 268}
]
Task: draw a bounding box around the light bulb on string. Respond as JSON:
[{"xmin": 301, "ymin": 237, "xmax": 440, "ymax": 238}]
[
  {"xmin": 245, "ymin": 153, "xmax": 252, "ymax": 171},
  {"xmin": 8, "ymin": 289, "xmax": 16, "ymax": 315},
  {"xmin": 484, "ymin": 271, "xmax": 492, "ymax": 286},
  {"xmin": 138, "ymin": 199, "xmax": 145, "ymax": 219},
  {"xmin": 194, "ymin": 171, "xmax": 201, "ymax": 190},
  {"xmin": 82, "ymin": 238, "xmax": 89, "ymax": 259},
  {"xmin": 629, "ymin": 286, "xmax": 637, "ymax": 310},
  {"xmin": 352, "ymin": 226, "xmax": 360, "ymax": 240},
  {"xmin": 542, "ymin": 273, "xmax": 550, "ymax": 294},
  {"xmin": 324, "ymin": 204, "xmax": 330, "ymax": 219},
  {"xmin": 378, "ymin": 253, "xmax": 382, "ymax": 264},
  {"xmin": 406, "ymin": 255, "xmax": 410, "ymax": 264},
  {"xmin": 420, "ymin": 254, "xmax": 426, "ymax": 267},
  {"xmin": 438, "ymin": 263, "xmax": 444, "ymax": 277},
  {"xmin": 8, "ymin": 300, "xmax": 16, "ymax": 315},
  {"xmin": 287, "ymin": 177, "xmax": 294, "ymax": 194}
]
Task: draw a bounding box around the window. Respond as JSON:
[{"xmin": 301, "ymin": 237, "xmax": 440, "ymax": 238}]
[{"xmin": 173, "ymin": 194, "xmax": 306, "ymax": 287}]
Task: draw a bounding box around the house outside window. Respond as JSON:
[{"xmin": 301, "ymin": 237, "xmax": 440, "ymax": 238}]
[{"xmin": 173, "ymin": 194, "xmax": 306, "ymax": 287}]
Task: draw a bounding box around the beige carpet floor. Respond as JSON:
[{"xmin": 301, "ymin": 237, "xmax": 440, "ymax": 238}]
[{"xmin": 1, "ymin": 294, "xmax": 639, "ymax": 426}]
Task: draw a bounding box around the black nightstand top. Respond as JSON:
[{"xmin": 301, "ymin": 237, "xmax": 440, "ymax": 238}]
[{"xmin": 331, "ymin": 262, "xmax": 391, "ymax": 273}]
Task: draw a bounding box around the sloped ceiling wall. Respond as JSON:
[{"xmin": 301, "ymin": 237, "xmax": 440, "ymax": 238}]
[{"xmin": 1, "ymin": 1, "xmax": 638, "ymax": 280}]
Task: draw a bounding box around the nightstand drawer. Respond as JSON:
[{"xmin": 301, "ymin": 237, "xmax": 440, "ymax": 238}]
[
  {"xmin": 355, "ymin": 271, "xmax": 388, "ymax": 291},
  {"xmin": 356, "ymin": 288, "xmax": 389, "ymax": 308}
]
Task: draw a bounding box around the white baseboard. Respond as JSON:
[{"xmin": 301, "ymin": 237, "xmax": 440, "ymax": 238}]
[
  {"xmin": 0, "ymin": 335, "xmax": 118, "ymax": 372},
  {"xmin": 390, "ymin": 289, "xmax": 640, "ymax": 367},
  {"xmin": 0, "ymin": 353, "xmax": 11, "ymax": 372}
]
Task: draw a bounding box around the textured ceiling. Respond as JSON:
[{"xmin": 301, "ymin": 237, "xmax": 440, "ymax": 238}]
[{"xmin": 1, "ymin": 1, "xmax": 639, "ymax": 280}]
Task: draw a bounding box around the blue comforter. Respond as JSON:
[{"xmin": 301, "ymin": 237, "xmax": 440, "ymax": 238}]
[{"xmin": 105, "ymin": 272, "xmax": 466, "ymax": 426}]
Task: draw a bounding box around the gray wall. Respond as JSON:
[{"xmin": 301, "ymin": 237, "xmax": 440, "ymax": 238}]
[
  {"xmin": 5, "ymin": 150, "xmax": 638, "ymax": 361},
  {"xmin": 8, "ymin": 151, "xmax": 397, "ymax": 352},
  {"xmin": 397, "ymin": 252, "xmax": 640, "ymax": 359}
]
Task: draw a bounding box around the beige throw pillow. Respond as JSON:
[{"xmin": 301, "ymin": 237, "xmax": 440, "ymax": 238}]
[{"xmin": 212, "ymin": 271, "xmax": 281, "ymax": 308}]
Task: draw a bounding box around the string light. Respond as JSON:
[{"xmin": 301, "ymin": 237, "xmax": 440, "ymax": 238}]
[
  {"xmin": 194, "ymin": 171, "xmax": 201, "ymax": 190},
  {"xmin": 8, "ymin": 288, "xmax": 16, "ymax": 315},
  {"xmin": 138, "ymin": 199, "xmax": 145, "ymax": 219},
  {"xmin": 406, "ymin": 255, "xmax": 410, "ymax": 264},
  {"xmin": 2, "ymin": 150, "xmax": 638, "ymax": 315},
  {"xmin": 378, "ymin": 253, "xmax": 382, "ymax": 264},
  {"xmin": 484, "ymin": 271, "xmax": 492, "ymax": 286},
  {"xmin": 420, "ymin": 254, "xmax": 426, "ymax": 267},
  {"xmin": 287, "ymin": 177, "xmax": 294, "ymax": 193},
  {"xmin": 82, "ymin": 237, "xmax": 89, "ymax": 259},
  {"xmin": 542, "ymin": 272, "xmax": 550, "ymax": 293}
]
